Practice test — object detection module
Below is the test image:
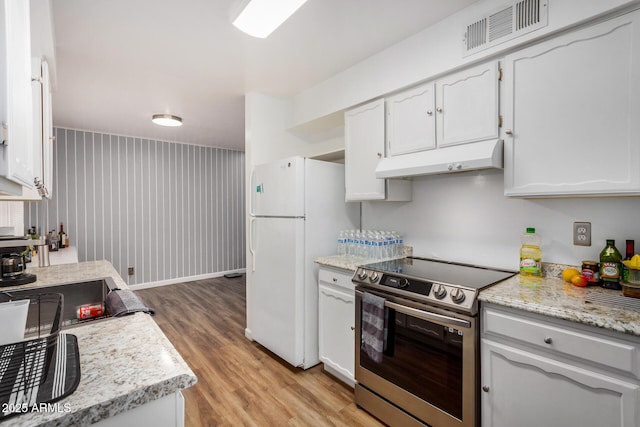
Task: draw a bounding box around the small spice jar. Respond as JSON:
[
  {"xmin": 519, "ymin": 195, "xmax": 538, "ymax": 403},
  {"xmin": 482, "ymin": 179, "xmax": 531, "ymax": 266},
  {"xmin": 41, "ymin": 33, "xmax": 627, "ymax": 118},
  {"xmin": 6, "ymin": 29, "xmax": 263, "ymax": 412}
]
[{"xmin": 582, "ymin": 261, "xmax": 600, "ymax": 285}]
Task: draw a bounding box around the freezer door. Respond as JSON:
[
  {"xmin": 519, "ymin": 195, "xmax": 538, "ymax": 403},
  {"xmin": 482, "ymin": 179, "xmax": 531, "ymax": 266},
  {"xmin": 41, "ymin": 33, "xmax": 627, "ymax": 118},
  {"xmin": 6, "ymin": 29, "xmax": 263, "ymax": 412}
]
[
  {"xmin": 251, "ymin": 157, "xmax": 304, "ymax": 217},
  {"xmin": 250, "ymin": 217, "xmax": 305, "ymax": 367}
]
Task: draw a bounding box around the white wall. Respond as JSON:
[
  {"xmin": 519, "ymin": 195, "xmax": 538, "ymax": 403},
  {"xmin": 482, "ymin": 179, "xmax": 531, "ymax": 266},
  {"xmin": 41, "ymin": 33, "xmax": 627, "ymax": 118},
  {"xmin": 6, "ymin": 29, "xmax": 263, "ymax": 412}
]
[
  {"xmin": 244, "ymin": 92, "xmax": 345, "ymax": 168},
  {"xmin": 362, "ymin": 171, "xmax": 640, "ymax": 270}
]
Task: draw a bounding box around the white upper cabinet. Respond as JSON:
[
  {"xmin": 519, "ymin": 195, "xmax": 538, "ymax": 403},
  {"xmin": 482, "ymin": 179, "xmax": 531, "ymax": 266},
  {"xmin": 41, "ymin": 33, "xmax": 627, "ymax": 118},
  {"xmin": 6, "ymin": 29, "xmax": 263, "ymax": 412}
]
[
  {"xmin": 503, "ymin": 10, "xmax": 640, "ymax": 197},
  {"xmin": 345, "ymin": 99, "xmax": 411, "ymax": 202},
  {"xmin": 386, "ymin": 61, "xmax": 499, "ymax": 158},
  {"xmin": 436, "ymin": 61, "xmax": 499, "ymax": 148},
  {"xmin": 32, "ymin": 57, "xmax": 53, "ymax": 199},
  {"xmin": 0, "ymin": 0, "xmax": 35, "ymax": 191},
  {"xmin": 386, "ymin": 83, "xmax": 436, "ymax": 156}
]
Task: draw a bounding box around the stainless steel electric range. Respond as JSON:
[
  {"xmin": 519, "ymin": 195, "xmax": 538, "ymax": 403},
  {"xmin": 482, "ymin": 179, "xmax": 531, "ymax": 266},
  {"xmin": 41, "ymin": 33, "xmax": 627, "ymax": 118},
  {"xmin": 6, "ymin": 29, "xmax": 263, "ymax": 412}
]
[{"xmin": 352, "ymin": 257, "xmax": 516, "ymax": 427}]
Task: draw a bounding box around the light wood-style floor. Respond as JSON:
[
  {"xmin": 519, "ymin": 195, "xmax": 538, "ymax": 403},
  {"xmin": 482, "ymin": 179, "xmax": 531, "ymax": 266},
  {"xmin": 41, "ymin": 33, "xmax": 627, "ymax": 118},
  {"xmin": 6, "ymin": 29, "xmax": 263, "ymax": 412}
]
[{"xmin": 137, "ymin": 276, "xmax": 383, "ymax": 427}]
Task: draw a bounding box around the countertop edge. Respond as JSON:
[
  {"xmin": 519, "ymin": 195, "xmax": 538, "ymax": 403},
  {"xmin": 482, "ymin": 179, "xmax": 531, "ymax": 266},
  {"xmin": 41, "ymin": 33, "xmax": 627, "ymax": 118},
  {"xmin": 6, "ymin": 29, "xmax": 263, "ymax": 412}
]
[
  {"xmin": 479, "ymin": 275, "xmax": 640, "ymax": 338},
  {"xmin": 53, "ymin": 373, "xmax": 198, "ymax": 426}
]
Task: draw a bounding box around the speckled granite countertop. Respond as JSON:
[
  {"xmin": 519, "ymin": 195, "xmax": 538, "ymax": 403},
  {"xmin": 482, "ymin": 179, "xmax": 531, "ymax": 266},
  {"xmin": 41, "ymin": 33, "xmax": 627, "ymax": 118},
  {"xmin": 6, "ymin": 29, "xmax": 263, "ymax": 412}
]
[
  {"xmin": 315, "ymin": 255, "xmax": 377, "ymax": 272},
  {"xmin": 315, "ymin": 247, "xmax": 413, "ymax": 272},
  {"xmin": 1, "ymin": 260, "xmax": 197, "ymax": 426},
  {"xmin": 480, "ymin": 268, "xmax": 640, "ymax": 338}
]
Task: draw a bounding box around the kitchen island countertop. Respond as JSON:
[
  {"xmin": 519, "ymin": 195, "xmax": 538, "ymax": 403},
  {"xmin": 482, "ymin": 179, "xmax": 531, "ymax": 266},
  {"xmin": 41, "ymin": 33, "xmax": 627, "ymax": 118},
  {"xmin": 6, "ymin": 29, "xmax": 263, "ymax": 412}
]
[
  {"xmin": 1, "ymin": 260, "xmax": 197, "ymax": 426},
  {"xmin": 480, "ymin": 274, "xmax": 640, "ymax": 338}
]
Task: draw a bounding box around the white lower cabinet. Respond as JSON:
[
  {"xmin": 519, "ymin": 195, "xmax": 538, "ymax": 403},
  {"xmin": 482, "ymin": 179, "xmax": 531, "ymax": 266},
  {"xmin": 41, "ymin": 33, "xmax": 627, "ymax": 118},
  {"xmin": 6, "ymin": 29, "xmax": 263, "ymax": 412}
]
[
  {"xmin": 481, "ymin": 304, "xmax": 640, "ymax": 427},
  {"xmin": 94, "ymin": 391, "xmax": 185, "ymax": 427},
  {"xmin": 318, "ymin": 266, "xmax": 355, "ymax": 387}
]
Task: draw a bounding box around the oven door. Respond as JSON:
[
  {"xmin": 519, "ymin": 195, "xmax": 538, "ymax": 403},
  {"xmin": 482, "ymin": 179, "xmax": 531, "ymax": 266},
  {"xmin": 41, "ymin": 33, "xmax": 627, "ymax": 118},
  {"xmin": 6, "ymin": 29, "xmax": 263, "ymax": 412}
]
[{"xmin": 355, "ymin": 288, "xmax": 478, "ymax": 427}]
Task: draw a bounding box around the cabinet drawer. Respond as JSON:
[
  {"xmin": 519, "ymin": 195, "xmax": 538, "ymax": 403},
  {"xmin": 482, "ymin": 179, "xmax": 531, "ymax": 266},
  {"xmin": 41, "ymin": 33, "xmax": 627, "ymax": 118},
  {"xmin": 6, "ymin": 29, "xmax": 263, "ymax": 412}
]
[
  {"xmin": 483, "ymin": 307, "xmax": 640, "ymax": 378},
  {"xmin": 318, "ymin": 267, "xmax": 354, "ymax": 291}
]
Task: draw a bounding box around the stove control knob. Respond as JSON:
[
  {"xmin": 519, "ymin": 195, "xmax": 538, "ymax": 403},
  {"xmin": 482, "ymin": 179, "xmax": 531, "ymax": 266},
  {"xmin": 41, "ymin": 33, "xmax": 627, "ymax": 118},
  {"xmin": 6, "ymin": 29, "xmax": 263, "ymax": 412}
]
[
  {"xmin": 399, "ymin": 278, "xmax": 410, "ymax": 289},
  {"xmin": 450, "ymin": 288, "xmax": 466, "ymax": 304},
  {"xmin": 369, "ymin": 272, "xmax": 379, "ymax": 282},
  {"xmin": 432, "ymin": 284, "xmax": 447, "ymax": 300},
  {"xmin": 358, "ymin": 270, "xmax": 368, "ymax": 281}
]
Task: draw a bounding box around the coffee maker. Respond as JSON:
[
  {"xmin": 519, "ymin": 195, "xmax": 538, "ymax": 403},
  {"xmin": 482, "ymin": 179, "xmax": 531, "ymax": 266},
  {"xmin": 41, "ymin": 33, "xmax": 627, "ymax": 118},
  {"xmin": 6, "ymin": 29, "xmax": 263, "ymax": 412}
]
[{"xmin": 0, "ymin": 237, "xmax": 37, "ymax": 287}]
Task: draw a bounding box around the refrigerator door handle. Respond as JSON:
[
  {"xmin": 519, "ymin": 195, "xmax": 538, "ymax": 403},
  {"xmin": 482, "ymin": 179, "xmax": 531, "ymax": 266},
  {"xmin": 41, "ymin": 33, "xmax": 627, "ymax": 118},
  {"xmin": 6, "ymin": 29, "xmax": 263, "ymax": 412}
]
[
  {"xmin": 249, "ymin": 217, "xmax": 256, "ymax": 271},
  {"xmin": 249, "ymin": 168, "xmax": 256, "ymax": 216}
]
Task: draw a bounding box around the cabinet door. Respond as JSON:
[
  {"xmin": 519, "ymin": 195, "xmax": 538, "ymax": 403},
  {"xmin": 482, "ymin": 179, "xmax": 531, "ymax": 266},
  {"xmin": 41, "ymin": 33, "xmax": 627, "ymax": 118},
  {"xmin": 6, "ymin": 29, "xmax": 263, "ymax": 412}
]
[
  {"xmin": 318, "ymin": 282, "xmax": 355, "ymax": 386},
  {"xmin": 0, "ymin": 0, "xmax": 35, "ymax": 188},
  {"xmin": 41, "ymin": 59, "xmax": 53, "ymax": 198},
  {"xmin": 504, "ymin": 11, "xmax": 640, "ymax": 197},
  {"xmin": 345, "ymin": 99, "xmax": 386, "ymax": 201},
  {"xmin": 30, "ymin": 57, "xmax": 52, "ymax": 199},
  {"xmin": 482, "ymin": 339, "xmax": 640, "ymax": 427},
  {"xmin": 436, "ymin": 61, "xmax": 499, "ymax": 148},
  {"xmin": 386, "ymin": 82, "xmax": 436, "ymax": 156}
]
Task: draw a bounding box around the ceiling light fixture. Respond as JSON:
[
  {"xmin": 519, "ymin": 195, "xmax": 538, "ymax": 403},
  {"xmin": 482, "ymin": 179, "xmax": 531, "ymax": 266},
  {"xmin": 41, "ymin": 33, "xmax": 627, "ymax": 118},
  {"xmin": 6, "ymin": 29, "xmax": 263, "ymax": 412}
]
[
  {"xmin": 151, "ymin": 114, "xmax": 183, "ymax": 127},
  {"xmin": 230, "ymin": 0, "xmax": 308, "ymax": 38}
]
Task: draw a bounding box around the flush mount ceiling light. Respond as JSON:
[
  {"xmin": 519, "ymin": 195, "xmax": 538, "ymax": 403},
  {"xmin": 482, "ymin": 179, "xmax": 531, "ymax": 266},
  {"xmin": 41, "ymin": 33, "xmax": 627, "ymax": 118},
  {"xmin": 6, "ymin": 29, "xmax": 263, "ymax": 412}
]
[
  {"xmin": 151, "ymin": 114, "xmax": 183, "ymax": 127},
  {"xmin": 230, "ymin": 0, "xmax": 308, "ymax": 38}
]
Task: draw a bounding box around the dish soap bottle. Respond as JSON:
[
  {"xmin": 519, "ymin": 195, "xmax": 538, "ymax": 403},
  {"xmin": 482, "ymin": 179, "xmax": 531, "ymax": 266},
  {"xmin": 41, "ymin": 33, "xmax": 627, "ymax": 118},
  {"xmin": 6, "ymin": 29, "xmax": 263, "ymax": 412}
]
[
  {"xmin": 520, "ymin": 227, "xmax": 542, "ymax": 277},
  {"xmin": 600, "ymin": 239, "xmax": 622, "ymax": 290}
]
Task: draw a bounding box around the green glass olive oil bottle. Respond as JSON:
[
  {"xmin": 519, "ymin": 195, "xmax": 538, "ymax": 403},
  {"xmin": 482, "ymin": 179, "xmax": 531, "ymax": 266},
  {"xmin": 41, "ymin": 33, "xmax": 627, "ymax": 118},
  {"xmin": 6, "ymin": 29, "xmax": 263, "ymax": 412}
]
[{"xmin": 600, "ymin": 239, "xmax": 622, "ymax": 290}]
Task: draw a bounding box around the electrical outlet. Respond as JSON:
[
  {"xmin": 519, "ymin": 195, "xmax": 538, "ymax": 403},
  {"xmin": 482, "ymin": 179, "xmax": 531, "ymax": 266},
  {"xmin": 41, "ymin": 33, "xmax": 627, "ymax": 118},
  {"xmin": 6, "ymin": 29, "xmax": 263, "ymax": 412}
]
[
  {"xmin": 128, "ymin": 267, "xmax": 134, "ymax": 276},
  {"xmin": 573, "ymin": 222, "xmax": 591, "ymax": 246}
]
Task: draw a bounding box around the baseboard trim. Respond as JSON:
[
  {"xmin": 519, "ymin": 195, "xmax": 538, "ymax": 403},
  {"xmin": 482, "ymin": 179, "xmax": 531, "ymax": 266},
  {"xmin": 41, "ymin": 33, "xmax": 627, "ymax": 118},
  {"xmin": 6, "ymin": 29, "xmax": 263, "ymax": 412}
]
[{"xmin": 130, "ymin": 268, "xmax": 246, "ymax": 290}]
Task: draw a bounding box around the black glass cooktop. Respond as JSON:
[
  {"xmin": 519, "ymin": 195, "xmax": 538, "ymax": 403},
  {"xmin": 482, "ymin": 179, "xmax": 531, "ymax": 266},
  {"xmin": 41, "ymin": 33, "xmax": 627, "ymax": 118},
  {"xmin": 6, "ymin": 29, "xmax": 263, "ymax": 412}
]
[{"xmin": 361, "ymin": 257, "xmax": 516, "ymax": 290}]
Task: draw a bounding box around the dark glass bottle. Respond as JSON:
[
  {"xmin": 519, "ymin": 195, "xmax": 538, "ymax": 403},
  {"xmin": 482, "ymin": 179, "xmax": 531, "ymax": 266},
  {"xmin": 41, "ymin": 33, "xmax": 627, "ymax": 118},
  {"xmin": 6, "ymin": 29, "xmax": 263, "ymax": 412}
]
[
  {"xmin": 600, "ymin": 239, "xmax": 622, "ymax": 290},
  {"xmin": 622, "ymin": 240, "xmax": 635, "ymax": 283}
]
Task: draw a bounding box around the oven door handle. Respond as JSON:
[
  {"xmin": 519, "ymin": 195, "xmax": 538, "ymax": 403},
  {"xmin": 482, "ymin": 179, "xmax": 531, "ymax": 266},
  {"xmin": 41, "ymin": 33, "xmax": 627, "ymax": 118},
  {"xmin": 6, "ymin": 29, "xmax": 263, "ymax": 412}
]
[{"xmin": 384, "ymin": 300, "xmax": 471, "ymax": 329}]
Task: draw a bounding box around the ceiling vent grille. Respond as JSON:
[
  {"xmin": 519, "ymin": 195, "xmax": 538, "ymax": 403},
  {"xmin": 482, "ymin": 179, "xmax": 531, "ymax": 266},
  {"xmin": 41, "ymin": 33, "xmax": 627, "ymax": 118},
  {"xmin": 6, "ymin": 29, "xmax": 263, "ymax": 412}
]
[
  {"xmin": 463, "ymin": 0, "xmax": 548, "ymax": 56},
  {"xmin": 465, "ymin": 18, "xmax": 487, "ymax": 50}
]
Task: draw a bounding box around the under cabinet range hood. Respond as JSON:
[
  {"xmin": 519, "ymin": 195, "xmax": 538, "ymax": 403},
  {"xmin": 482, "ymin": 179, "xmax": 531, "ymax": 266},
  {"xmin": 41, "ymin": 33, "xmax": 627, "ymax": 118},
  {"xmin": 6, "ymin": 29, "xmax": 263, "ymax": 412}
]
[{"xmin": 375, "ymin": 139, "xmax": 503, "ymax": 178}]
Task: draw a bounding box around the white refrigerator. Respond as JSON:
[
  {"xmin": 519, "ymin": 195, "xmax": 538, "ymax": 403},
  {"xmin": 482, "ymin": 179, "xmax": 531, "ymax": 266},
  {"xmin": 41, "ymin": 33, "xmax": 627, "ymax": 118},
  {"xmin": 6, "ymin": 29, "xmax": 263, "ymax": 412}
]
[{"xmin": 247, "ymin": 156, "xmax": 358, "ymax": 369}]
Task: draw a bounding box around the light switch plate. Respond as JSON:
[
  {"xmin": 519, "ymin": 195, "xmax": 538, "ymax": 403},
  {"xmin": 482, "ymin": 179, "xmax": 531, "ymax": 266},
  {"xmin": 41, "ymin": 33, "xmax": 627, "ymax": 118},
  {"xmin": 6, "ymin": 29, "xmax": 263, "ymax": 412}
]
[{"xmin": 573, "ymin": 222, "xmax": 591, "ymax": 246}]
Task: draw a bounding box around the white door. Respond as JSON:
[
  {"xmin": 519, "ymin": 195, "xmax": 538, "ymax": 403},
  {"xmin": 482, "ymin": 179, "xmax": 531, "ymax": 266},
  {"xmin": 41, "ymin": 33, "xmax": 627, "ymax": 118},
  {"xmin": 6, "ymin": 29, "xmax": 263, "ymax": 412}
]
[
  {"xmin": 503, "ymin": 11, "xmax": 640, "ymax": 197},
  {"xmin": 386, "ymin": 82, "xmax": 436, "ymax": 156},
  {"xmin": 1, "ymin": 0, "xmax": 35, "ymax": 188},
  {"xmin": 345, "ymin": 99, "xmax": 386, "ymax": 201},
  {"xmin": 481, "ymin": 339, "xmax": 640, "ymax": 427},
  {"xmin": 318, "ymin": 282, "xmax": 355, "ymax": 386},
  {"xmin": 251, "ymin": 157, "xmax": 304, "ymax": 217},
  {"xmin": 436, "ymin": 61, "xmax": 499, "ymax": 148},
  {"xmin": 250, "ymin": 216, "xmax": 305, "ymax": 367}
]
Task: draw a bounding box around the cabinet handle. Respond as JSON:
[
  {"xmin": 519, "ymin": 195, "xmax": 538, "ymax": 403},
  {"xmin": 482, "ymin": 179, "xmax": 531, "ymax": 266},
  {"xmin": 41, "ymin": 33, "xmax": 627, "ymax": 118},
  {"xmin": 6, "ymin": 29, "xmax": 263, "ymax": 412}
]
[
  {"xmin": 482, "ymin": 386, "xmax": 490, "ymax": 393},
  {"xmin": 426, "ymin": 110, "xmax": 433, "ymax": 116},
  {"xmin": 332, "ymin": 277, "xmax": 337, "ymax": 282},
  {"xmin": 436, "ymin": 107, "xmax": 442, "ymax": 113},
  {"xmin": 505, "ymin": 129, "xmax": 513, "ymax": 135},
  {"xmin": 350, "ymin": 326, "xmax": 355, "ymax": 331},
  {"xmin": 544, "ymin": 337, "xmax": 553, "ymax": 344},
  {"xmin": 377, "ymin": 152, "xmax": 382, "ymax": 158}
]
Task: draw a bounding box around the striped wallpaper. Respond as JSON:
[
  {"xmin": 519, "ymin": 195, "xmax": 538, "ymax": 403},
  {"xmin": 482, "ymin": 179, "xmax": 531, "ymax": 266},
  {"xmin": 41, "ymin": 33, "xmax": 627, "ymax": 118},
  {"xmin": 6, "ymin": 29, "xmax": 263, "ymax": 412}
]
[{"xmin": 25, "ymin": 128, "xmax": 246, "ymax": 286}]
